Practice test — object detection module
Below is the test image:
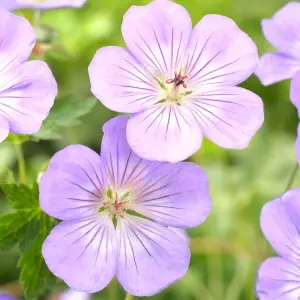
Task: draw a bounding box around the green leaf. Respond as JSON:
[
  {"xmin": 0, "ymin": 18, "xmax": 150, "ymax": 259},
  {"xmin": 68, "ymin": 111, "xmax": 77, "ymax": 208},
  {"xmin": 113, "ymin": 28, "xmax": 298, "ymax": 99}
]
[
  {"xmin": 33, "ymin": 93, "xmax": 97, "ymax": 140},
  {"xmin": 19, "ymin": 213, "xmax": 58, "ymax": 300},
  {"xmin": 0, "ymin": 183, "xmax": 58, "ymax": 299}
]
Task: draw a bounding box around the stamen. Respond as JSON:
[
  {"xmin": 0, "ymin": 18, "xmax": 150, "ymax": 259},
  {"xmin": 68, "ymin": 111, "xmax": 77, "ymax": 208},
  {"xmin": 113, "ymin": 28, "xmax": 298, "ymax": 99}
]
[{"xmin": 166, "ymin": 72, "xmax": 188, "ymax": 89}]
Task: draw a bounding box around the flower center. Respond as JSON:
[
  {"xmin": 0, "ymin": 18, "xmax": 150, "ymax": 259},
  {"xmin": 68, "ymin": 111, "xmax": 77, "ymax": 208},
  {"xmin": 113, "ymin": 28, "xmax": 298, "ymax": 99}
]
[
  {"xmin": 156, "ymin": 71, "xmax": 192, "ymax": 105},
  {"xmin": 101, "ymin": 187, "xmax": 130, "ymax": 219}
]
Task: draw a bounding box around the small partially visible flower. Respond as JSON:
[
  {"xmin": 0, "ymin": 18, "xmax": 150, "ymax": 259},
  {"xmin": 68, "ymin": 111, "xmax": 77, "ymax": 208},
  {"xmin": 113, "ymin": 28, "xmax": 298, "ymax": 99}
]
[
  {"xmin": 57, "ymin": 289, "xmax": 90, "ymax": 300},
  {"xmin": 255, "ymin": 2, "xmax": 300, "ymax": 86},
  {"xmin": 1, "ymin": 0, "xmax": 87, "ymax": 10},
  {"xmin": 0, "ymin": 9, "xmax": 57, "ymax": 143},
  {"xmin": 0, "ymin": 294, "xmax": 18, "ymax": 300},
  {"xmin": 89, "ymin": 0, "xmax": 263, "ymax": 162},
  {"xmin": 291, "ymin": 72, "xmax": 300, "ymax": 165},
  {"xmin": 0, "ymin": 290, "xmax": 89, "ymax": 300},
  {"xmin": 40, "ymin": 116, "xmax": 211, "ymax": 296},
  {"xmin": 256, "ymin": 189, "xmax": 300, "ymax": 299},
  {"xmin": 256, "ymin": 2, "xmax": 300, "ymax": 166}
]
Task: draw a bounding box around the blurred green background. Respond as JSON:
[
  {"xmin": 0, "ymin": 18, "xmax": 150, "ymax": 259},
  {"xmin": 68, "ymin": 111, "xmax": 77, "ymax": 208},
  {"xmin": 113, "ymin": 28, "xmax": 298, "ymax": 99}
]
[{"xmin": 0, "ymin": 0, "xmax": 298, "ymax": 299}]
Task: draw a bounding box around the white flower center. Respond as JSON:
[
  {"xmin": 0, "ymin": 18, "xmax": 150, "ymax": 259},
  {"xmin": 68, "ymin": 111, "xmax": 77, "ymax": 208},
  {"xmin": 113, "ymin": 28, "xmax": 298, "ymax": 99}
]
[
  {"xmin": 100, "ymin": 187, "xmax": 131, "ymax": 219},
  {"xmin": 157, "ymin": 71, "xmax": 193, "ymax": 105}
]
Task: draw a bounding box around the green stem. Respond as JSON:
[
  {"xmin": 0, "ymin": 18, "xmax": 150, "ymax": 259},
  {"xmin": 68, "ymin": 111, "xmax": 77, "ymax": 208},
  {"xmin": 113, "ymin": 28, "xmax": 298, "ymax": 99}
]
[
  {"xmin": 124, "ymin": 293, "xmax": 133, "ymax": 300},
  {"xmin": 15, "ymin": 143, "xmax": 26, "ymax": 184},
  {"xmin": 33, "ymin": 9, "xmax": 41, "ymax": 28},
  {"xmin": 285, "ymin": 163, "xmax": 299, "ymax": 191}
]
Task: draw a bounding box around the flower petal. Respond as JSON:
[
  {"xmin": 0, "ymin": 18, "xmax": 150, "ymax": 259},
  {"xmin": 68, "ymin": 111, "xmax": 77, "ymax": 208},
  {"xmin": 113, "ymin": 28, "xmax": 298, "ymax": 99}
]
[
  {"xmin": 127, "ymin": 103, "xmax": 203, "ymax": 162},
  {"xmin": 291, "ymin": 70, "xmax": 300, "ymax": 115},
  {"xmin": 40, "ymin": 145, "xmax": 105, "ymax": 221},
  {"xmin": 168, "ymin": 228, "xmax": 190, "ymax": 244},
  {"xmin": 14, "ymin": 0, "xmax": 87, "ymax": 9},
  {"xmin": 260, "ymin": 189, "xmax": 300, "ymax": 262},
  {"xmin": 42, "ymin": 216, "xmax": 117, "ymax": 293},
  {"xmin": 129, "ymin": 162, "xmax": 211, "ymax": 228},
  {"xmin": 184, "ymin": 14, "xmax": 258, "ymax": 87},
  {"xmin": 0, "ymin": 9, "xmax": 35, "ymax": 74},
  {"xmin": 101, "ymin": 115, "xmax": 163, "ymax": 188},
  {"xmin": 121, "ymin": 0, "xmax": 192, "ymax": 77},
  {"xmin": 186, "ymin": 86, "xmax": 263, "ymax": 149},
  {"xmin": 261, "ymin": 2, "xmax": 300, "ymax": 59},
  {"xmin": 296, "ymin": 124, "xmax": 300, "ymax": 166},
  {"xmin": 59, "ymin": 289, "xmax": 90, "ymax": 300},
  {"xmin": 116, "ymin": 215, "xmax": 190, "ymax": 296},
  {"xmin": 256, "ymin": 257, "xmax": 300, "ymax": 300},
  {"xmin": 89, "ymin": 46, "xmax": 159, "ymax": 113},
  {"xmin": 0, "ymin": 61, "xmax": 57, "ymax": 135},
  {"xmin": 0, "ymin": 118, "xmax": 9, "ymax": 143},
  {"xmin": 0, "ymin": 294, "xmax": 18, "ymax": 300},
  {"xmin": 255, "ymin": 53, "xmax": 300, "ymax": 86}
]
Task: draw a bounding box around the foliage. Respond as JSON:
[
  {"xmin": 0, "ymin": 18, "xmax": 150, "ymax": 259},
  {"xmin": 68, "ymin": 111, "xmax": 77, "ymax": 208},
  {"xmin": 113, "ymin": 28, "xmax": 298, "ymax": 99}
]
[
  {"xmin": 0, "ymin": 0, "xmax": 299, "ymax": 299},
  {"xmin": 0, "ymin": 184, "xmax": 58, "ymax": 299}
]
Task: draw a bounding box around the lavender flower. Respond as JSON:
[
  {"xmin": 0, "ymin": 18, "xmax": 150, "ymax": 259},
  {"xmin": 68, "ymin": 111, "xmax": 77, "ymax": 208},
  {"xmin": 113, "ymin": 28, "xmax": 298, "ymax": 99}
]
[
  {"xmin": 255, "ymin": 2, "xmax": 300, "ymax": 86},
  {"xmin": 256, "ymin": 189, "xmax": 300, "ymax": 299},
  {"xmin": 0, "ymin": 294, "xmax": 18, "ymax": 300},
  {"xmin": 255, "ymin": 2, "xmax": 300, "ymax": 165},
  {"xmin": 58, "ymin": 289, "xmax": 90, "ymax": 300},
  {"xmin": 40, "ymin": 115, "xmax": 211, "ymax": 296},
  {"xmin": 1, "ymin": 0, "xmax": 87, "ymax": 10},
  {"xmin": 0, "ymin": 290, "xmax": 89, "ymax": 300},
  {"xmin": 0, "ymin": 9, "xmax": 57, "ymax": 143},
  {"xmin": 88, "ymin": 0, "xmax": 264, "ymax": 162},
  {"xmin": 291, "ymin": 72, "xmax": 300, "ymax": 165}
]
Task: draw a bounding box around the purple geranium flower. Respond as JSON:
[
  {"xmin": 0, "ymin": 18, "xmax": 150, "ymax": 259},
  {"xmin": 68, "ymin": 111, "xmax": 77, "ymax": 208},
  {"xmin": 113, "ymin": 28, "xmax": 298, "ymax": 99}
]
[
  {"xmin": 255, "ymin": 2, "xmax": 300, "ymax": 166},
  {"xmin": 88, "ymin": 0, "xmax": 264, "ymax": 162},
  {"xmin": 0, "ymin": 9, "xmax": 57, "ymax": 143},
  {"xmin": 0, "ymin": 294, "xmax": 18, "ymax": 300},
  {"xmin": 256, "ymin": 189, "xmax": 300, "ymax": 299},
  {"xmin": 57, "ymin": 289, "xmax": 90, "ymax": 300},
  {"xmin": 1, "ymin": 0, "xmax": 86, "ymax": 10},
  {"xmin": 40, "ymin": 115, "xmax": 211, "ymax": 296},
  {"xmin": 255, "ymin": 2, "xmax": 300, "ymax": 87},
  {"xmin": 0, "ymin": 290, "xmax": 89, "ymax": 300}
]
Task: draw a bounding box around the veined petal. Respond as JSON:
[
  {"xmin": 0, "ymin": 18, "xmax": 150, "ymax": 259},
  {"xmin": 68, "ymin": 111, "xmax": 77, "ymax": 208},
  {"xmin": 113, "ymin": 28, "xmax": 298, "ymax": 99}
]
[
  {"xmin": 261, "ymin": 2, "xmax": 300, "ymax": 59},
  {"xmin": 260, "ymin": 189, "xmax": 300, "ymax": 262},
  {"xmin": 255, "ymin": 53, "xmax": 300, "ymax": 86},
  {"xmin": 186, "ymin": 86, "xmax": 263, "ymax": 149},
  {"xmin": 89, "ymin": 46, "xmax": 159, "ymax": 113},
  {"xmin": 129, "ymin": 162, "xmax": 211, "ymax": 228},
  {"xmin": 291, "ymin": 70, "xmax": 300, "ymax": 115},
  {"xmin": 40, "ymin": 145, "xmax": 106, "ymax": 221},
  {"xmin": 101, "ymin": 115, "xmax": 163, "ymax": 189},
  {"xmin": 42, "ymin": 216, "xmax": 117, "ymax": 293},
  {"xmin": 127, "ymin": 103, "xmax": 203, "ymax": 162},
  {"xmin": 0, "ymin": 9, "xmax": 35, "ymax": 75},
  {"xmin": 0, "ymin": 117, "xmax": 9, "ymax": 143},
  {"xmin": 116, "ymin": 215, "xmax": 190, "ymax": 296},
  {"xmin": 168, "ymin": 228, "xmax": 190, "ymax": 244},
  {"xmin": 184, "ymin": 14, "xmax": 258, "ymax": 87},
  {"xmin": 0, "ymin": 61, "xmax": 57, "ymax": 135},
  {"xmin": 122, "ymin": 0, "xmax": 192, "ymax": 77},
  {"xmin": 256, "ymin": 257, "xmax": 300, "ymax": 300}
]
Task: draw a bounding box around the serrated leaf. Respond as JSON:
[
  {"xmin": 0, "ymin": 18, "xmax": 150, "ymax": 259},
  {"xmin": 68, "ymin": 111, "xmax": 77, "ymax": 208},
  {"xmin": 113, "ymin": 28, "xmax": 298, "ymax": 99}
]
[
  {"xmin": 33, "ymin": 93, "xmax": 97, "ymax": 140},
  {"xmin": 0, "ymin": 183, "xmax": 58, "ymax": 299},
  {"xmin": 19, "ymin": 213, "xmax": 58, "ymax": 300},
  {"xmin": 1, "ymin": 183, "xmax": 39, "ymax": 211}
]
